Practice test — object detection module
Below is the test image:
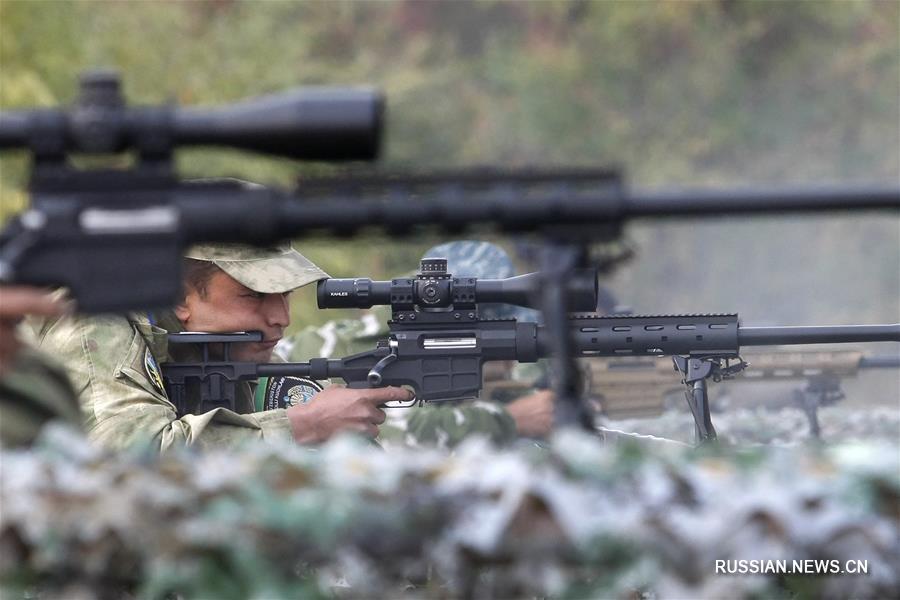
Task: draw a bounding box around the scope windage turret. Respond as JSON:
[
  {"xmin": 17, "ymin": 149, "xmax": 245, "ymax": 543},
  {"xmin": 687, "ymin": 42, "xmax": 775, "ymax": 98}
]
[
  {"xmin": 0, "ymin": 69, "xmax": 384, "ymax": 160},
  {"xmin": 317, "ymin": 258, "xmax": 598, "ymax": 314}
]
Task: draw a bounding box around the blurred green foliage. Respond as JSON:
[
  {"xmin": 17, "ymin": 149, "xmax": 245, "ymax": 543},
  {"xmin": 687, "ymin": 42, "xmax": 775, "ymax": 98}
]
[{"xmin": 1, "ymin": 0, "xmax": 897, "ymax": 329}]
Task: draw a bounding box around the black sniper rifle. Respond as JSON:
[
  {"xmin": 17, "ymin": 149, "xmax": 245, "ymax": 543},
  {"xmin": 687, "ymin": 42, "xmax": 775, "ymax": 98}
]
[
  {"xmin": 2, "ymin": 71, "xmax": 899, "ymax": 432},
  {"xmin": 162, "ymin": 258, "xmax": 900, "ymax": 442}
]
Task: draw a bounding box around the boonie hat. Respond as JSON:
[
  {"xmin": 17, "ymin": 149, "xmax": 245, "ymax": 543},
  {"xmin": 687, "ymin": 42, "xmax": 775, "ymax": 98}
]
[{"xmin": 185, "ymin": 242, "xmax": 329, "ymax": 294}]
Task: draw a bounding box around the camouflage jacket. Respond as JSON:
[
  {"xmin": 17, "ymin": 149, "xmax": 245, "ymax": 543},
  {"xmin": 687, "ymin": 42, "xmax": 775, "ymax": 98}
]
[
  {"xmin": 0, "ymin": 347, "xmax": 82, "ymax": 448},
  {"xmin": 29, "ymin": 310, "xmax": 293, "ymax": 451},
  {"xmin": 278, "ymin": 308, "xmax": 522, "ymax": 448}
]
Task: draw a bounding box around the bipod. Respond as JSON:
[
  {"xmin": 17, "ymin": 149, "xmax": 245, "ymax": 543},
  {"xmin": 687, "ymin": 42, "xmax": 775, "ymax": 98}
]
[
  {"xmin": 672, "ymin": 355, "xmax": 748, "ymax": 444},
  {"xmin": 792, "ymin": 373, "xmax": 844, "ymax": 439}
]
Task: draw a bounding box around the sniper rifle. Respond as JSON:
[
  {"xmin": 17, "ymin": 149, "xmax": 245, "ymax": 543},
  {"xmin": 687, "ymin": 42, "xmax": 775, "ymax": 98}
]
[{"xmin": 162, "ymin": 258, "xmax": 900, "ymax": 443}]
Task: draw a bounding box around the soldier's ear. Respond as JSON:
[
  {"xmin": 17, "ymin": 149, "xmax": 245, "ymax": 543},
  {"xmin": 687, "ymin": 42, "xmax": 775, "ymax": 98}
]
[{"xmin": 174, "ymin": 301, "xmax": 191, "ymax": 324}]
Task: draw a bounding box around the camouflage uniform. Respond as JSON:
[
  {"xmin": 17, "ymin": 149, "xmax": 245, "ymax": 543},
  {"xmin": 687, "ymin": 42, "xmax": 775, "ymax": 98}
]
[
  {"xmin": 0, "ymin": 347, "xmax": 81, "ymax": 448},
  {"xmin": 29, "ymin": 243, "xmax": 328, "ymax": 451},
  {"xmin": 279, "ymin": 240, "xmax": 544, "ymax": 448}
]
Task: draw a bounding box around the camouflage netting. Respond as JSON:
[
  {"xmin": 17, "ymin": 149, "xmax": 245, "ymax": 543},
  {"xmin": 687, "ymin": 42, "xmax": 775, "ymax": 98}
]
[{"xmin": 1, "ymin": 426, "xmax": 898, "ymax": 599}]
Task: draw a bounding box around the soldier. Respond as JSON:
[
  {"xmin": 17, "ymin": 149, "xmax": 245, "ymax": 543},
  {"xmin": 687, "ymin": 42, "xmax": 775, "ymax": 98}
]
[
  {"xmin": 0, "ymin": 285, "xmax": 81, "ymax": 447},
  {"xmin": 29, "ymin": 242, "xmax": 411, "ymax": 451},
  {"xmin": 279, "ymin": 240, "xmax": 556, "ymax": 447}
]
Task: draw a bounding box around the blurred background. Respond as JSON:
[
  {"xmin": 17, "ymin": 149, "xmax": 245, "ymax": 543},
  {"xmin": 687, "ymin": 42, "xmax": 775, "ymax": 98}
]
[
  {"xmin": 2, "ymin": 7, "xmax": 899, "ymax": 594},
  {"xmin": 1, "ymin": 0, "xmax": 897, "ymax": 336}
]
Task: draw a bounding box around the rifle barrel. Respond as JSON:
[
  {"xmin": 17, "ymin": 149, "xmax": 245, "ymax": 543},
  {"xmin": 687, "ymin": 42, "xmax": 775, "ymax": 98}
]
[
  {"xmin": 295, "ymin": 171, "xmax": 899, "ymax": 218},
  {"xmin": 859, "ymin": 354, "xmax": 900, "ymax": 369},
  {"xmin": 628, "ymin": 185, "xmax": 900, "ymax": 215},
  {"xmin": 738, "ymin": 324, "xmax": 900, "ymax": 346},
  {"xmin": 271, "ymin": 188, "xmax": 899, "ymax": 237}
]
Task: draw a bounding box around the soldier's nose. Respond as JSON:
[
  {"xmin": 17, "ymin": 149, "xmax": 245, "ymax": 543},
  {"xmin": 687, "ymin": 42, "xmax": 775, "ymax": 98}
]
[{"xmin": 263, "ymin": 292, "xmax": 291, "ymax": 328}]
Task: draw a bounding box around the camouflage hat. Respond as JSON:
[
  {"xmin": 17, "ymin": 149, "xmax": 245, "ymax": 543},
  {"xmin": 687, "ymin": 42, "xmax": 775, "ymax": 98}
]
[
  {"xmin": 423, "ymin": 240, "xmax": 540, "ymax": 321},
  {"xmin": 184, "ymin": 242, "xmax": 329, "ymax": 294}
]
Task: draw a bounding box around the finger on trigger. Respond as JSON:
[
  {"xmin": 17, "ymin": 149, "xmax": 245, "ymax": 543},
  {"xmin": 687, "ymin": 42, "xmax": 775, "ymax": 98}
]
[
  {"xmin": 362, "ymin": 386, "xmax": 402, "ymax": 403},
  {"xmin": 386, "ymin": 386, "xmax": 414, "ymax": 401}
]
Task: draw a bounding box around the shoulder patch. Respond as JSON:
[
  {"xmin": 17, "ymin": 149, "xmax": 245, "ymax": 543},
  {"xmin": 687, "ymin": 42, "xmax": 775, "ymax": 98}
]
[
  {"xmin": 143, "ymin": 347, "xmax": 166, "ymax": 395},
  {"xmin": 263, "ymin": 376, "xmax": 324, "ymax": 410}
]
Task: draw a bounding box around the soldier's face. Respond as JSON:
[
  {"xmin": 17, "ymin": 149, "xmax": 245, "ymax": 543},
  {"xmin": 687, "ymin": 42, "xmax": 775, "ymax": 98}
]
[{"xmin": 175, "ymin": 270, "xmax": 291, "ymax": 362}]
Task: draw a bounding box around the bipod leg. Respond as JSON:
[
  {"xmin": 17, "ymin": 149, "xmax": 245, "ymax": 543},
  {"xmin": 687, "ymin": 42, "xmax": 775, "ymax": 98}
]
[
  {"xmin": 673, "ymin": 356, "xmax": 718, "ymax": 444},
  {"xmin": 689, "ymin": 377, "xmax": 717, "ymax": 443},
  {"xmin": 793, "ymin": 388, "xmax": 822, "ymax": 439},
  {"xmin": 799, "ymin": 374, "xmax": 843, "ymax": 440}
]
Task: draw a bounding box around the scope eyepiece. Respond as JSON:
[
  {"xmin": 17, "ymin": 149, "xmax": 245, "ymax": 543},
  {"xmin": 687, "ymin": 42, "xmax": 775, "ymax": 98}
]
[{"xmin": 316, "ymin": 278, "xmax": 391, "ymax": 309}]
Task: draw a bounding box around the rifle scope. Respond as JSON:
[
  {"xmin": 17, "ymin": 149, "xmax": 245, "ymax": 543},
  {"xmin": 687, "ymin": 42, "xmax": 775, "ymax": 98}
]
[
  {"xmin": 0, "ymin": 70, "xmax": 383, "ymax": 161},
  {"xmin": 317, "ymin": 258, "xmax": 598, "ymax": 313}
]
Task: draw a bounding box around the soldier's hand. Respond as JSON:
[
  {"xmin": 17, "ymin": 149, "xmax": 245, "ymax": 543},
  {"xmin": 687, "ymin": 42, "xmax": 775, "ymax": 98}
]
[
  {"xmin": 506, "ymin": 390, "xmax": 555, "ymax": 438},
  {"xmin": 285, "ymin": 385, "xmax": 412, "ymax": 444},
  {"xmin": 0, "ymin": 286, "xmax": 68, "ymax": 374}
]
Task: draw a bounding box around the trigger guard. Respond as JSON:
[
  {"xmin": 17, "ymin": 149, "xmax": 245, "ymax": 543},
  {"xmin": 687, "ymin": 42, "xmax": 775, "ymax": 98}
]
[{"xmin": 384, "ymin": 397, "xmax": 420, "ymax": 409}]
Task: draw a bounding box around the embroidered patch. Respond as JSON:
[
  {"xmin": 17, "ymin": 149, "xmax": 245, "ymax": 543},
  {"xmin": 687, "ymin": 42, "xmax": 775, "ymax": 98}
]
[
  {"xmin": 264, "ymin": 376, "xmax": 324, "ymax": 410},
  {"xmin": 144, "ymin": 347, "xmax": 166, "ymax": 395}
]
